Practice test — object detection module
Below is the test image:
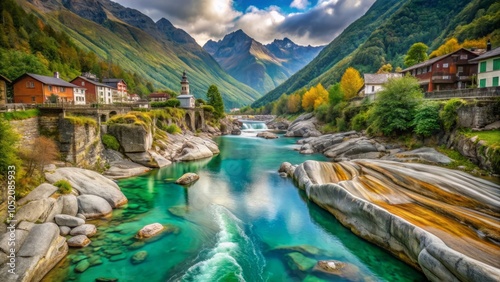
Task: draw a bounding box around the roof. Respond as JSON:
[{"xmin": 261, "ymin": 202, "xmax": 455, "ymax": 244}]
[
  {"xmin": 14, "ymin": 73, "xmax": 78, "ymax": 88},
  {"xmin": 103, "ymin": 78, "xmax": 127, "ymax": 85},
  {"xmin": 71, "ymin": 76, "xmax": 114, "ymax": 88},
  {"xmin": 177, "ymin": 94, "xmax": 194, "ymax": 98},
  {"xmin": 469, "ymin": 47, "xmax": 500, "ymax": 62},
  {"xmin": 401, "ymin": 48, "xmax": 479, "ymax": 72},
  {"xmin": 148, "ymin": 93, "xmax": 170, "ymax": 97},
  {"xmin": 0, "ymin": 74, "xmax": 11, "ymax": 83},
  {"xmin": 364, "ymin": 73, "xmax": 402, "ymax": 85}
]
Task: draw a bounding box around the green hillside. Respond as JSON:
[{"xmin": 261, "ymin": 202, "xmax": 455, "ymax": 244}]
[
  {"xmin": 13, "ymin": 0, "xmax": 260, "ymax": 108},
  {"xmin": 252, "ymin": 0, "xmax": 500, "ymax": 108}
]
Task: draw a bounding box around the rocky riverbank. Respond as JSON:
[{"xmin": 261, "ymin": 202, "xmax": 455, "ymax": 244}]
[{"xmin": 280, "ymin": 160, "xmax": 500, "ymax": 281}]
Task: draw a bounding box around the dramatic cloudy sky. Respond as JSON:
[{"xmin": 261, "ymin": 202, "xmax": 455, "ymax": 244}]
[{"xmin": 113, "ymin": 0, "xmax": 376, "ymax": 46}]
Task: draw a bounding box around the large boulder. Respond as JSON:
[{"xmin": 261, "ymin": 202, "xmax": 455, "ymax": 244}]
[
  {"xmin": 70, "ymin": 224, "xmax": 97, "ymax": 237},
  {"xmin": 60, "ymin": 194, "xmax": 78, "ymax": 217},
  {"xmin": 0, "ymin": 223, "xmax": 68, "ymax": 282},
  {"xmin": 67, "ymin": 235, "xmax": 91, "ymax": 248},
  {"xmin": 126, "ymin": 152, "xmax": 160, "ymax": 168},
  {"xmin": 285, "ymin": 113, "xmax": 321, "ymax": 137},
  {"xmin": 136, "ymin": 223, "xmax": 164, "ymax": 239},
  {"xmin": 175, "ymin": 173, "xmax": 199, "ymax": 185},
  {"xmin": 176, "ymin": 140, "xmax": 214, "ymax": 161},
  {"xmin": 77, "ymin": 195, "xmax": 113, "ymax": 219},
  {"xmin": 54, "ymin": 214, "xmax": 84, "ymax": 227},
  {"xmin": 323, "ymin": 137, "xmax": 383, "ymax": 159},
  {"xmin": 257, "ymin": 132, "xmax": 279, "ymax": 139},
  {"xmin": 392, "ymin": 147, "xmax": 452, "ymax": 164},
  {"xmin": 45, "ymin": 167, "xmax": 128, "ymax": 208},
  {"xmin": 104, "ymin": 160, "xmax": 151, "ymax": 180},
  {"xmin": 15, "ymin": 198, "xmax": 54, "ymax": 223},
  {"xmin": 17, "ymin": 183, "xmax": 58, "ymax": 206},
  {"xmin": 108, "ymin": 124, "xmax": 152, "ymax": 153}
]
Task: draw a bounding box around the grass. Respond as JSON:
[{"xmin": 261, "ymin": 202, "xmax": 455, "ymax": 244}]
[
  {"xmin": 102, "ymin": 134, "xmax": 120, "ymax": 151},
  {"xmin": 463, "ymin": 130, "xmax": 500, "ymax": 148},
  {"xmin": 2, "ymin": 109, "xmax": 39, "ymax": 120},
  {"xmin": 53, "ymin": 179, "xmax": 73, "ymax": 194},
  {"xmin": 436, "ymin": 145, "xmax": 481, "ymax": 172},
  {"xmin": 165, "ymin": 124, "xmax": 182, "ymax": 134},
  {"xmin": 65, "ymin": 115, "xmax": 97, "ymax": 127}
]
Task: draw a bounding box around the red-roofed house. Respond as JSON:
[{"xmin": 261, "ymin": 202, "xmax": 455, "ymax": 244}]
[{"xmin": 13, "ymin": 72, "xmax": 78, "ymax": 103}]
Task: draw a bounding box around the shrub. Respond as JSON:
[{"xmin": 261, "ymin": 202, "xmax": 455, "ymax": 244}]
[
  {"xmin": 151, "ymin": 101, "xmax": 169, "ymax": 108},
  {"xmin": 439, "ymin": 98, "xmax": 465, "ymax": 132},
  {"xmin": 412, "ymin": 102, "xmax": 441, "ymax": 137},
  {"xmin": 202, "ymin": 105, "xmax": 215, "ymax": 113},
  {"xmin": 54, "ymin": 179, "xmax": 72, "ymax": 194},
  {"xmin": 368, "ymin": 76, "xmax": 423, "ymax": 136},
  {"xmin": 102, "ymin": 134, "xmax": 120, "ymax": 151},
  {"xmin": 165, "ymin": 98, "xmax": 180, "ymax": 108},
  {"xmin": 315, "ymin": 104, "xmax": 329, "ymax": 122},
  {"xmin": 165, "ymin": 124, "xmax": 182, "ymax": 134},
  {"xmin": 196, "ymin": 98, "xmax": 207, "ymax": 106},
  {"xmin": 65, "ymin": 115, "xmax": 97, "ymax": 127},
  {"xmin": 336, "ymin": 117, "xmax": 348, "ymax": 132},
  {"xmin": 351, "ymin": 111, "xmax": 368, "ymax": 131},
  {"xmin": 2, "ymin": 109, "xmax": 39, "ymax": 120}
]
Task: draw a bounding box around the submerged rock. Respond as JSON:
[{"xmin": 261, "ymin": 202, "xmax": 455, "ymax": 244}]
[
  {"xmin": 74, "ymin": 259, "xmax": 90, "ymax": 273},
  {"xmin": 168, "ymin": 205, "xmax": 189, "ymax": 218},
  {"xmin": 131, "ymin": 251, "xmax": 148, "ymax": 265},
  {"xmin": 136, "ymin": 223, "xmax": 165, "ymax": 239},
  {"xmin": 95, "ymin": 278, "xmax": 118, "ymax": 282},
  {"xmin": 67, "ymin": 235, "xmax": 91, "ymax": 248},
  {"xmin": 286, "ymin": 252, "xmax": 317, "ymax": 272},
  {"xmin": 175, "ymin": 173, "xmax": 200, "ymax": 185},
  {"xmin": 313, "ymin": 260, "xmax": 362, "ymax": 281},
  {"xmin": 257, "ymin": 132, "xmax": 279, "ymax": 139}
]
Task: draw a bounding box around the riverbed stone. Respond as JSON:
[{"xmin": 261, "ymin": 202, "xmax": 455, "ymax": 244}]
[
  {"xmin": 285, "ymin": 113, "xmax": 321, "ymax": 137},
  {"xmin": 109, "ymin": 253, "xmax": 127, "ymax": 262},
  {"xmin": 136, "ymin": 223, "xmax": 164, "ymax": 239},
  {"xmin": 74, "ymin": 259, "xmax": 90, "ymax": 273},
  {"xmin": 95, "ymin": 278, "xmax": 118, "ymax": 282},
  {"xmin": 60, "ymin": 194, "xmax": 78, "ymax": 216},
  {"xmin": 286, "ymin": 252, "xmax": 317, "ymax": 272},
  {"xmin": 175, "ymin": 173, "xmax": 199, "ymax": 185},
  {"xmin": 45, "ymin": 167, "xmax": 128, "ymax": 208},
  {"xmin": 313, "ymin": 260, "xmax": 362, "ymax": 281},
  {"xmin": 131, "ymin": 250, "xmax": 148, "ymax": 264},
  {"xmin": 67, "ymin": 235, "xmax": 91, "ymax": 248},
  {"xmin": 70, "ymin": 224, "xmax": 97, "ymax": 237},
  {"xmin": 77, "ymin": 195, "xmax": 113, "ymax": 219},
  {"xmin": 59, "ymin": 226, "xmax": 71, "ymax": 236},
  {"xmin": 54, "ymin": 214, "xmax": 84, "ymax": 227},
  {"xmin": 168, "ymin": 205, "xmax": 189, "ymax": 218},
  {"xmin": 257, "ymin": 132, "xmax": 279, "ymax": 139}
]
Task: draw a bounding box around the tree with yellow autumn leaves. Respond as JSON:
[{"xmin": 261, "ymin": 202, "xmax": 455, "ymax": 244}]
[
  {"xmin": 302, "ymin": 83, "xmax": 329, "ymax": 112},
  {"xmin": 340, "ymin": 67, "xmax": 364, "ymax": 100}
]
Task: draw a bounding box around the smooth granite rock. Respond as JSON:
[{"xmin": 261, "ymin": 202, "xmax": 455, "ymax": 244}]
[
  {"xmin": 17, "ymin": 183, "xmax": 58, "ymax": 206},
  {"xmin": 60, "ymin": 194, "xmax": 79, "ymax": 217},
  {"xmin": 67, "ymin": 235, "xmax": 91, "ymax": 248},
  {"xmin": 77, "ymin": 195, "xmax": 113, "ymax": 219},
  {"xmin": 70, "ymin": 224, "xmax": 97, "ymax": 237},
  {"xmin": 175, "ymin": 173, "xmax": 200, "ymax": 185},
  {"xmin": 257, "ymin": 132, "xmax": 279, "ymax": 139},
  {"xmin": 136, "ymin": 223, "xmax": 164, "ymax": 239},
  {"xmin": 54, "ymin": 214, "xmax": 84, "ymax": 227}
]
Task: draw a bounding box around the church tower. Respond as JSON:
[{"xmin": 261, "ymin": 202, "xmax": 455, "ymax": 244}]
[{"xmin": 181, "ymin": 71, "xmax": 190, "ymax": 95}]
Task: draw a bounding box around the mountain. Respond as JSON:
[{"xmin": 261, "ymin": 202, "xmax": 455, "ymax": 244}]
[
  {"xmin": 203, "ymin": 30, "xmax": 323, "ymax": 94},
  {"xmin": 16, "ymin": 0, "xmax": 261, "ymax": 108},
  {"xmin": 252, "ymin": 0, "xmax": 499, "ymax": 108}
]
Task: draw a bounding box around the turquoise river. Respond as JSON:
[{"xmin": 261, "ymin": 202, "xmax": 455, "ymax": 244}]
[{"xmin": 44, "ymin": 133, "xmax": 427, "ymax": 282}]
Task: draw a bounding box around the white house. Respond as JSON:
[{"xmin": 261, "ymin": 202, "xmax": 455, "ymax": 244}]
[
  {"xmin": 73, "ymin": 87, "xmax": 86, "ymax": 105},
  {"xmin": 469, "ymin": 45, "xmax": 500, "ymax": 88},
  {"xmin": 362, "ymin": 73, "xmax": 402, "ymax": 101},
  {"xmin": 98, "ymin": 85, "xmax": 113, "ymax": 104}
]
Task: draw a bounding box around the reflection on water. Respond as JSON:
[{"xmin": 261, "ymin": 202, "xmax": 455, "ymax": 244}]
[{"xmin": 43, "ymin": 134, "xmax": 427, "ymax": 282}]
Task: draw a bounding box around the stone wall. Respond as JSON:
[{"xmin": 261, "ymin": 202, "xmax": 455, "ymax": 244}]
[
  {"xmin": 58, "ymin": 118, "xmax": 104, "ymax": 168},
  {"xmin": 457, "ymin": 101, "xmax": 499, "ymax": 129},
  {"xmin": 9, "ymin": 117, "xmax": 39, "ymax": 148}
]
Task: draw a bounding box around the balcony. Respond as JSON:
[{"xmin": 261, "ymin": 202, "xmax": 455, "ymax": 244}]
[{"xmin": 432, "ymin": 75, "xmax": 456, "ymax": 83}]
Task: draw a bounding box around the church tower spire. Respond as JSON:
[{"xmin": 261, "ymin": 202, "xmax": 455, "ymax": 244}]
[{"xmin": 181, "ymin": 70, "xmax": 189, "ymax": 95}]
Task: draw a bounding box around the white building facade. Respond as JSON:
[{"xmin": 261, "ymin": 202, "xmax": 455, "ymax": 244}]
[{"xmin": 470, "ymin": 46, "xmax": 500, "ymax": 88}]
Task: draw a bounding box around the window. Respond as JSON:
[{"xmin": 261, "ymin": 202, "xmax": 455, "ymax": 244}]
[
  {"xmin": 443, "ymin": 75, "xmax": 450, "ymax": 80},
  {"xmin": 371, "ymin": 86, "xmax": 375, "ymax": 92},
  {"xmin": 443, "ymin": 63, "xmax": 449, "ymax": 68},
  {"xmin": 59, "ymin": 87, "xmax": 65, "ymax": 92},
  {"xmin": 457, "ymin": 66, "xmax": 463, "ymax": 73},
  {"xmin": 81, "ymin": 81, "xmax": 85, "ymax": 86},
  {"xmin": 493, "ymin": 77, "xmax": 499, "ymax": 87},
  {"xmin": 460, "ymin": 55, "xmax": 468, "ymax": 60},
  {"xmin": 480, "ymin": 61, "xmax": 487, "ymax": 73},
  {"xmin": 436, "ymin": 64, "xmax": 440, "ymax": 68},
  {"xmin": 32, "ymin": 96, "xmax": 36, "ymax": 102},
  {"xmin": 26, "ymin": 81, "xmax": 35, "ymax": 88},
  {"xmin": 494, "ymin": 59, "xmax": 500, "ymax": 71},
  {"xmin": 479, "ymin": 78, "xmax": 486, "ymax": 88}
]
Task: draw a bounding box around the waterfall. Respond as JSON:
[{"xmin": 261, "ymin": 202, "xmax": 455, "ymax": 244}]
[{"xmin": 240, "ymin": 120, "xmax": 268, "ymax": 131}]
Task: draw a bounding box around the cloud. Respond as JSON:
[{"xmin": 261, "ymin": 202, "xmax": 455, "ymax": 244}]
[
  {"xmin": 290, "ymin": 0, "xmax": 310, "ymax": 10},
  {"xmin": 113, "ymin": 0, "xmax": 375, "ymax": 46}
]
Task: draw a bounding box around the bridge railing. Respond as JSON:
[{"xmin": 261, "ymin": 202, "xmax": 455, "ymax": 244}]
[{"xmin": 424, "ymin": 87, "xmax": 500, "ymax": 100}]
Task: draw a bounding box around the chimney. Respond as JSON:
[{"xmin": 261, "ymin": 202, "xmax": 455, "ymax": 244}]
[
  {"xmin": 487, "ymin": 39, "xmax": 491, "ymax": 52},
  {"xmin": 54, "ymin": 72, "xmax": 60, "ymax": 79}
]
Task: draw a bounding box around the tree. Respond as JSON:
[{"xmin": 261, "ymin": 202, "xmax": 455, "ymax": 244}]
[
  {"xmin": 272, "ymin": 94, "xmax": 289, "ymax": 115},
  {"xmin": 328, "ymin": 83, "xmax": 344, "ymax": 106},
  {"xmin": 287, "ymin": 93, "xmax": 301, "ymax": 113},
  {"xmin": 377, "ymin": 63, "xmax": 393, "ymax": 74},
  {"xmin": 19, "ymin": 136, "xmax": 58, "ymax": 177},
  {"xmin": 313, "ymin": 83, "xmax": 329, "ymax": 110},
  {"xmin": 206, "ymin": 85, "xmax": 224, "ymax": 119},
  {"xmin": 404, "ymin": 43, "xmax": 429, "ymax": 67},
  {"xmin": 302, "ymin": 86, "xmax": 318, "ymax": 112},
  {"xmin": 429, "ymin": 38, "xmax": 460, "ymax": 58},
  {"xmin": 412, "ymin": 101, "xmax": 440, "ymax": 138},
  {"xmin": 340, "ymin": 67, "xmax": 364, "ymax": 100},
  {"xmin": 368, "ymin": 76, "xmax": 423, "ymax": 136}
]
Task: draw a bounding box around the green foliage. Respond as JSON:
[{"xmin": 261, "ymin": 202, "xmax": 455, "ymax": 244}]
[
  {"xmin": 404, "ymin": 43, "xmax": 429, "ymax": 67},
  {"xmin": 0, "ymin": 118, "xmax": 21, "ymax": 183},
  {"xmin": 64, "ymin": 115, "xmax": 97, "ymax": 127},
  {"xmin": 328, "ymin": 83, "xmax": 344, "ymax": 106},
  {"xmin": 314, "ymin": 104, "xmax": 329, "ymax": 122},
  {"xmin": 196, "ymin": 98, "xmax": 207, "ymax": 106},
  {"xmin": 201, "ymin": 105, "xmax": 215, "ymax": 113},
  {"xmin": 272, "ymin": 94, "xmax": 289, "ymax": 115},
  {"xmin": 439, "ymin": 98, "xmax": 466, "ymax": 131},
  {"xmin": 151, "ymin": 99, "xmax": 180, "ymax": 108},
  {"xmin": 165, "ymin": 124, "xmax": 182, "ymax": 134},
  {"xmin": 412, "ymin": 102, "xmax": 441, "ymax": 137},
  {"xmin": 368, "ymin": 76, "xmax": 423, "ymax": 136},
  {"xmin": 102, "ymin": 134, "xmax": 120, "ymax": 151},
  {"xmin": 54, "ymin": 179, "xmax": 72, "ymax": 194},
  {"xmin": 2, "ymin": 109, "xmax": 39, "ymax": 120},
  {"xmin": 351, "ymin": 110, "xmax": 369, "ymax": 131},
  {"xmin": 206, "ymin": 85, "xmax": 224, "ymax": 119}
]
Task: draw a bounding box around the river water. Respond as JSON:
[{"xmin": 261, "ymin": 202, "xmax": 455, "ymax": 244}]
[{"xmin": 44, "ymin": 133, "xmax": 426, "ymax": 281}]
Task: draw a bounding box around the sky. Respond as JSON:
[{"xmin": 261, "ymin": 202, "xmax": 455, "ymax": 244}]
[{"xmin": 113, "ymin": 0, "xmax": 376, "ymax": 46}]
